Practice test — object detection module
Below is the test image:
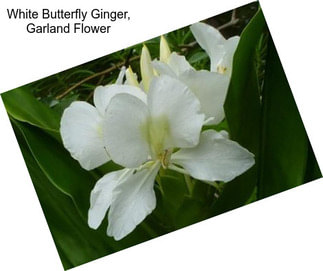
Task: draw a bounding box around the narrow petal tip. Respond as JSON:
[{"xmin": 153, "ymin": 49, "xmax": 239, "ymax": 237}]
[
  {"xmin": 140, "ymin": 45, "xmax": 154, "ymax": 92},
  {"xmin": 160, "ymin": 35, "xmax": 171, "ymax": 63}
]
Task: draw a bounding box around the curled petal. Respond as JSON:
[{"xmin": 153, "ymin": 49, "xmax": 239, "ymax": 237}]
[
  {"xmin": 93, "ymin": 84, "xmax": 146, "ymax": 116},
  {"xmin": 104, "ymin": 93, "xmax": 150, "ymax": 168},
  {"xmin": 218, "ymin": 130, "xmax": 229, "ymax": 139},
  {"xmin": 107, "ymin": 161, "xmax": 160, "ymax": 240},
  {"xmin": 217, "ymin": 36, "xmax": 240, "ymax": 76},
  {"xmin": 115, "ymin": 66, "xmax": 126, "ymax": 84},
  {"xmin": 190, "ymin": 22, "xmax": 225, "ymax": 72},
  {"xmin": 60, "ymin": 101, "xmax": 109, "ymax": 170},
  {"xmin": 152, "ymin": 60, "xmax": 177, "ymax": 78},
  {"xmin": 148, "ymin": 75, "xmax": 204, "ymax": 150},
  {"xmin": 88, "ymin": 169, "xmax": 133, "ymax": 229},
  {"xmin": 152, "ymin": 53, "xmax": 193, "ymax": 77},
  {"xmin": 171, "ymin": 130, "xmax": 255, "ymax": 182},
  {"xmin": 179, "ymin": 70, "xmax": 230, "ymax": 124},
  {"xmin": 166, "ymin": 52, "xmax": 194, "ymax": 76}
]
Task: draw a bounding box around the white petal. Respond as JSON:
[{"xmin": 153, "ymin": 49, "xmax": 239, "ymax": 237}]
[
  {"xmin": 88, "ymin": 168, "xmax": 133, "ymax": 229},
  {"xmin": 152, "ymin": 60, "xmax": 177, "ymax": 78},
  {"xmin": 179, "ymin": 70, "xmax": 230, "ymax": 124},
  {"xmin": 60, "ymin": 101, "xmax": 109, "ymax": 170},
  {"xmin": 140, "ymin": 45, "xmax": 154, "ymax": 92},
  {"xmin": 93, "ymin": 84, "xmax": 147, "ymax": 116},
  {"xmin": 107, "ymin": 161, "xmax": 160, "ymax": 240},
  {"xmin": 218, "ymin": 130, "xmax": 229, "ymax": 139},
  {"xmin": 190, "ymin": 22, "xmax": 225, "ymax": 71},
  {"xmin": 115, "ymin": 66, "xmax": 126, "ymax": 84},
  {"xmin": 171, "ymin": 130, "xmax": 255, "ymax": 182},
  {"xmin": 166, "ymin": 52, "xmax": 194, "ymax": 76},
  {"xmin": 218, "ymin": 36, "xmax": 240, "ymax": 76},
  {"xmin": 148, "ymin": 75, "xmax": 204, "ymax": 150},
  {"xmin": 104, "ymin": 93, "xmax": 150, "ymax": 168}
]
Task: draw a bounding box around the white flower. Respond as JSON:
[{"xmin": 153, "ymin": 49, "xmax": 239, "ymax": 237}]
[
  {"xmin": 190, "ymin": 22, "xmax": 240, "ymax": 76},
  {"xmin": 104, "ymin": 75, "xmax": 204, "ymax": 168},
  {"xmin": 60, "ymin": 73, "xmax": 146, "ymax": 170},
  {"xmin": 88, "ymin": 75, "xmax": 255, "ymax": 240},
  {"xmin": 152, "ymin": 35, "xmax": 232, "ymax": 125}
]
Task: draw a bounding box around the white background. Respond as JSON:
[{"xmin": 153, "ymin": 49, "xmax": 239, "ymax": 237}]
[{"xmin": 0, "ymin": 0, "xmax": 322, "ymax": 270}]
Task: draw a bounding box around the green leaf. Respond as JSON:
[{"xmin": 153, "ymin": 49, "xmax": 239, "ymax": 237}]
[
  {"xmin": 12, "ymin": 119, "xmax": 95, "ymax": 219},
  {"xmin": 215, "ymin": 8, "xmax": 321, "ymax": 210},
  {"xmin": 304, "ymin": 143, "xmax": 322, "ymax": 183},
  {"xmin": 213, "ymin": 9, "xmax": 266, "ymax": 214},
  {"xmin": 257, "ymin": 35, "xmax": 321, "ymax": 198},
  {"xmin": 1, "ymin": 87, "xmax": 60, "ymax": 136},
  {"xmin": 152, "ymin": 170, "xmax": 188, "ymax": 231},
  {"xmin": 174, "ymin": 179, "xmax": 217, "ymax": 228},
  {"xmin": 152, "ymin": 170, "xmax": 217, "ymax": 230}
]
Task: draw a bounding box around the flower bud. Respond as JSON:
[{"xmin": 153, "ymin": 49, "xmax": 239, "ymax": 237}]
[
  {"xmin": 160, "ymin": 35, "xmax": 171, "ymax": 63},
  {"xmin": 140, "ymin": 45, "xmax": 154, "ymax": 92},
  {"xmin": 125, "ymin": 66, "xmax": 140, "ymax": 87}
]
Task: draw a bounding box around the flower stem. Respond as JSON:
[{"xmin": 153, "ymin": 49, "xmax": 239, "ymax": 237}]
[
  {"xmin": 56, "ymin": 55, "xmax": 140, "ymax": 99},
  {"xmin": 211, "ymin": 181, "xmax": 221, "ymax": 191},
  {"xmin": 168, "ymin": 164, "xmax": 190, "ymax": 175},
  {"xmin": 156, "ymin": 174, "xmax": 165, "ymax": 196},
  {"xmin": 184, "ymin": 174, "xmax": 194, "ymax": 196}
]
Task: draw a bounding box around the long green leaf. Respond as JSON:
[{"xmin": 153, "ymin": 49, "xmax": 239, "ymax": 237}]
[
  {"xmin": 12, "ymin": 119, "xmax": 95, "ymax": 219},
  {"xmin": 213, "ymin": 9, "xmax": 266, "ymax": 214},
  {"xmin": 215, "ymin": 9, "xmax": 321, "ymax": 210},
  {"xmin": 257, "ymin": 36, "xmax": 320, "ymax": 198}
]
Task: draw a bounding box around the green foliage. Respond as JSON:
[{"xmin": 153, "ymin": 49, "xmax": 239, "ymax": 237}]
[
  {"xmin": 13, "ymin": 120, "xmax": 96, "ymax": 219},
  {"xmin": 9, "ymin": 114, "xmax": 165, "ymax": 270},
  {"xmin": 2, "ymin": 87, "xmax": 60, "ymax": 138},
  {"xmin": 13, "ymin": 125, "xmax": 121, "ymax": 269},
  {"xmin": 222, "ymin": 8, "xmax": 321, "ymax": 209},
  {"xmin": 1, "ymin": 4, "xmax": 321, "ymax": 270},
  {"xmin": 214, "ymin": 9, "xmax": 265, "ymax": 214},
  {"xmin": 257, "ymin": 35, "xmax": 310, "ymax": 198},
  {"xmin": 152, "ymin": 169, "xmax": 217, "ymax": 230}
]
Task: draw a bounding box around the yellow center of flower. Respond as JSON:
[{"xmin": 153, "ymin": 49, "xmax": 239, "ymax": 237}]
[
  {"xmin": 160, "ymin": 148, "xmax": 173, "ymax": 169},
  {"xmin": 217, "ymin": 65, "xmax": 227, "ymax": 74},
  {"xmin": 141, "ymin": 115, "xmax": 172, "ymax": 164}
]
